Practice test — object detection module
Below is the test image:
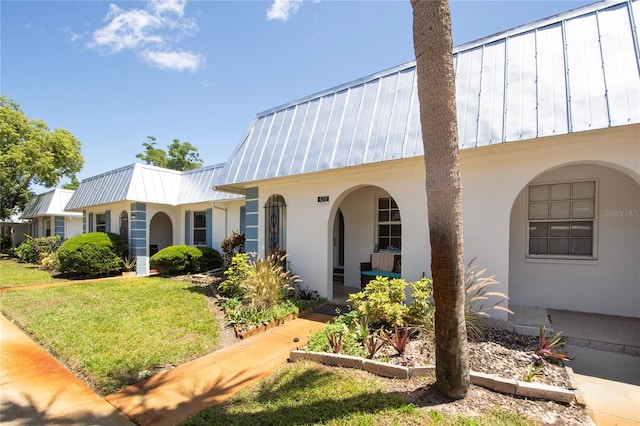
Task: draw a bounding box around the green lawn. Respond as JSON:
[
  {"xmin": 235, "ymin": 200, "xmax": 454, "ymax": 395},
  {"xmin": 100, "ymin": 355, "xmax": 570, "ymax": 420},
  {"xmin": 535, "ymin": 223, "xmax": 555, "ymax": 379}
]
[
  {"xmin": 0, "ymin": 256, "xmax": 69, "ymax": 288},
  {"xmin": 0, "ymin": 274, "xmax": 220, "ymax": 394},
  {"xmin": 182, "ymin": 361, "xmax": 535, "ymax": 426}
]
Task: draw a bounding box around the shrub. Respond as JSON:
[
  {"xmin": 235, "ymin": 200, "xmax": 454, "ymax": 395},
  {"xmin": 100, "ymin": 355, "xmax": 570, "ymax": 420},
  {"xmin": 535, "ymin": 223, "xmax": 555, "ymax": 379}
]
[
  {"xmin": 220, "ymin": 231, "xmax": 245, "ymax": 267},
  {"xmin": 407, "ymin": 277, "xmax": 435, "ymax": 331},
  {"xmin": 0, "ymin": 235, "xmax": 12, "ymax": 253},
  {"xmin": 218, "ymin": 253, "xmax": 252, "ymax": 298},
  {"xmin": 347, "ymin": 277, "xmax": 409, "ymax": 328},
  {"xmin": 40, "ymin": 252, "xmax": 59, "ymax": 272},
  {"xmin": 195, "ymin": 246, "xmax": 223, "ymax": 272},
  {"xmin": 150, "ymin": 245, "xmax": 202, "ymax": 275},
  {"xmin": 57, "ymin": 232, "xmax": 125, "ymax": 276},
  {"xmin": 15, "ymin": 235, "xmax": 62, "ymax": 264}
]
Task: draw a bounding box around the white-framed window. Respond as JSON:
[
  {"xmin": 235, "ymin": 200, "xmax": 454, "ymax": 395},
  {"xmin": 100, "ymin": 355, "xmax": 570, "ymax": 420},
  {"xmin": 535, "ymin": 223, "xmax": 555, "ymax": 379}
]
[
  {"xmin": 96, "ymin": 214, "xmax": 106, "ymax": 233},
  {"xmin": 377, "ymin": 196, "xmax": 401, "ymax": 251},
  {"xmin": 528, "ymin": 180, "xmax": 596, "ymax": 258},
  {"xmin": 193, "ymin": 211, "xmax": 206, "ymax": 246}
]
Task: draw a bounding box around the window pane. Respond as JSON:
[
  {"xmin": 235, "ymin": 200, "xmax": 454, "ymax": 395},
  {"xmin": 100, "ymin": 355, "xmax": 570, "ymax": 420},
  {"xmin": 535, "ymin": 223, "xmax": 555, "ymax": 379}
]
[
  {"xmin": 550, "ymin": 202, "xmax": 571, "ymax": 219},
  {"xmin": 378, "ymin": 238, "xmax": 389, "ymax": 250},
  {"xmin": 551, "ymin": 183, "xmax": 571, "ymax": 200},
  {"xmin": 379, "ymin": 225, "xmax": 390, "ymax": 237},
  {"xmin": 529, "ymin": 185, "xmax": 548, "ymax": 202},
  {"xmin": 549, "ymin": 221, "xmax": 570, "ymax": 237},
  {"xmin": 96, "ymin": 214, "xmax": 106, "ymax": 225},
  {"xmin": 529, "ymin": 238, "xmax": 548, "ymax": 255},
  {"xmin": 573, "ymin": 181, "xmax": 595, "ymax": 199},
  {"xmin": 571, "ymin": 221, "xmax": 593, "ymax": 237},
  {"xmin": 572, "ymin": 200, "xmax": 594, "ymax": 219},
  {"xmin": 378, "ymin": 198, "xmax": 390, "ymax": 209},
  {"xmin": 390, "ymin": 210, "xmax": 401, "ymax": 221},
  {"xmin": 193, "ymin": 229, "xmax": 206, "ymax": 245},
  {"xmin": 571, "ymin": 238, "xmax": 593, "ymax": 255},
  {"xmin": 378, "ymin": 211, "xmax": 390, "ymax": 222},
  {"xmin": 194, "ymin": 212, "xmax": 206, "ymax": 228},
  {"xmin": 391, "ymin": 238, "xmax": 401, "ymax": 249},
  {"xmin": 549, "ymin": 238, "xmax": 570, "ymax": 255},
  {"xmin": 391, "ymin": 224, "xmax": 401, "ymax": 236},
  {"xmin": 529, "ymin": 222, "xmax": 548, "ymax": 238},
  {"xmin": 390, "ymin": 198, "xmax": 398, "ymax": 209},
  {"xmin": 529, "ymin": 203, "xmax": 549, "ymax": 220}
]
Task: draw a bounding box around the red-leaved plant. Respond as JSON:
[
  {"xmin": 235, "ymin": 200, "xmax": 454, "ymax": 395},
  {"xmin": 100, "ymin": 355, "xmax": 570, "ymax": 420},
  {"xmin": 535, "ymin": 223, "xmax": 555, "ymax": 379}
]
[{"xmin": 536, "ymin": 325, "xmax": 572, "ymax": 362}]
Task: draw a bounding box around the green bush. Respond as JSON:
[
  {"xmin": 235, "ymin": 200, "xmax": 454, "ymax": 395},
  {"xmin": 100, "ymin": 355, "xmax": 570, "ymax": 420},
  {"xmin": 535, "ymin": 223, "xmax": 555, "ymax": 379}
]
[
  {"xmin": 407, "ymin": 277, "xmax": 435, "ymax": 331},
  {"xmin": 195, "ymin": 246, "xmax": 223, "ymax": 271},
  {"xmin": 0, "ymin": 235, "xmax": 12, "ymax": 253},
  {"xmin": 218, "ymin": 253, "xmax": 252, "ymax": 298},
  {"xmin": 15, "ymin": 235, "xmax": 62, "ymax": 264},
  {"xmin": 150, "ymin": 244, "xmax": 207, "ymax": 275},
  {"xmin": 57, "ymin": 232, "xmax": 125, "ymax": 277},
  {"xmin": 347, "ymin": 277, "xmax": 409, "ymax": 328}
]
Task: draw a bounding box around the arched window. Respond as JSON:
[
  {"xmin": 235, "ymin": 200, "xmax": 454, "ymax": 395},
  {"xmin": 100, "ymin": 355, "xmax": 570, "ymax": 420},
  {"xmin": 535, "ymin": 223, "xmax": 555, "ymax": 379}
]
[{"xmin": 265, "ymin": 195, "xmax": 286, "ymax": 255}]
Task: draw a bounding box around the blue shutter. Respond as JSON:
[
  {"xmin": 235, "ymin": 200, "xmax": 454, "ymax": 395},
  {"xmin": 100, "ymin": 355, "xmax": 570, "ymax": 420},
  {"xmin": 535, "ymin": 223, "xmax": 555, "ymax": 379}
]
[
  {"xmin": 240, "ymin": 206, "xmax": 246, "ymax": 234},
  {"xmin": 82, "ymin": 211, "xmax": 86, "ymax": 233},
  {"xmin": 184, "ymin": 210, "xmax": 191, "ymax": 245},
  {"xmin": 244, "ymin": 187, "xmax": 259, "ymax": 253},
  {"xmin": 105, "ymin": 210, "xmax": 111, "ymax": 233},
  {"xmin": 206, "ymin": 208, "xmax": 213, "ymax": 248},
  {"xmin": 88, "ymin": 212, "xmax": 94, "ymax": 232}
]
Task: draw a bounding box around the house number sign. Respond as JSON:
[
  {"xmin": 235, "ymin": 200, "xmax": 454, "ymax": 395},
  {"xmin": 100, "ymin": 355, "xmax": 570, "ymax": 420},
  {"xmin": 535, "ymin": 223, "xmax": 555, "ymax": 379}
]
[{"xmin": 317, "ymin": 196, "xmax": 329, "ymax": 203}]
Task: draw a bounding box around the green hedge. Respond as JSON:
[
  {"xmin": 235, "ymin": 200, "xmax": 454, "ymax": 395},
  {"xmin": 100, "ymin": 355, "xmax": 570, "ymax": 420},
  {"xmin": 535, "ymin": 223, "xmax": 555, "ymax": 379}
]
[
  {"xmin": 150, "ymin": 245, "xmax": 222, "ymax": 275},
  {"xmin": 57, "ymin": 232, "xmax": 125, "ymax": 277},
  {"xmin": 15, "ymin": 235, "xmax": 62, "ymax": 264}
]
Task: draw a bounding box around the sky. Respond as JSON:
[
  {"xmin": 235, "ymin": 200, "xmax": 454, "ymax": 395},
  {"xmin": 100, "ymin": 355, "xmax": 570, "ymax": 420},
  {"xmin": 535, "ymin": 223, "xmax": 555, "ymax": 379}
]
[{"xmin": 2, "ymin": 0, "xmax": 595, "ymax": 190}]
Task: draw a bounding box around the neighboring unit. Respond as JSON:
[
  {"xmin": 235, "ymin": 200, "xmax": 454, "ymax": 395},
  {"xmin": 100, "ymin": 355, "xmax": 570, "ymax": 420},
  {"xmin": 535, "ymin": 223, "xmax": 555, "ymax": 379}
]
[
  {"xmin": 20, "ymin": 189, "xmax": 83, "ymax": 240},
  {"xmin": 65, "ymin": 163, "xmax": 245, "ymax": 275},
  {"xmin": 215, "ymin": 0, "xmax": 640, "ymax": 319}
]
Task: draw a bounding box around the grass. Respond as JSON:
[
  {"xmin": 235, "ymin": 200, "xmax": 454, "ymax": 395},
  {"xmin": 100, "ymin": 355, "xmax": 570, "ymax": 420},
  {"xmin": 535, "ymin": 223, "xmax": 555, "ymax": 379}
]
[
  {"xmin": 0, "ymin": 256, "xmax": 69, "ymax": 288},
  {"xmin": 182, "ymin": 361, "xmax": 536, "ymax": 426},
  {"xmin": 0, "ymin": 275, "xmax": 220, "ymax": 394}
]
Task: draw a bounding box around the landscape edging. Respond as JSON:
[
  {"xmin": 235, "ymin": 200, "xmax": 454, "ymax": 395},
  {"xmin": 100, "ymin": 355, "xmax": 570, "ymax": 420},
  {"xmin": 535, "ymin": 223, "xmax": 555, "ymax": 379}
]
[{"xmin": 289, "ymin": 350, "xmax": 576, "ymax": 404}]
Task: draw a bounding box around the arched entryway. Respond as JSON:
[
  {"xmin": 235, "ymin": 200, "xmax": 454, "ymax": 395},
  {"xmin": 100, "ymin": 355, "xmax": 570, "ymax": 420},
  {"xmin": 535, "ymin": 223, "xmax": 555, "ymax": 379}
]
[
  {"xmin": 329, "ymin": 185, "xmax": 402, "ymax": 301},
  {"xmin": 149, "ymin": 212, "xmax": 173, "ymax": 256},
  {"xmin": 509, "ymin": 163, "xmax": 640, "ymax": 318}
]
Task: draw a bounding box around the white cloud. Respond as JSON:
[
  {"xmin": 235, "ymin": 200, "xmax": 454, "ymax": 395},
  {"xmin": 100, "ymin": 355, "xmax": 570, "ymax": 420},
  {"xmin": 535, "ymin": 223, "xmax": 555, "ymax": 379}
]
[
  {"xmin": 89, "ymin": 1, "xmax": 203, "ymax": 71},
  {"xmin": 141, "ymin": 50, "xmax": 204, "ymax": 72},
  {"xmin": 266, "ymin": 0, "xmax": 303, "ymax": 21}
]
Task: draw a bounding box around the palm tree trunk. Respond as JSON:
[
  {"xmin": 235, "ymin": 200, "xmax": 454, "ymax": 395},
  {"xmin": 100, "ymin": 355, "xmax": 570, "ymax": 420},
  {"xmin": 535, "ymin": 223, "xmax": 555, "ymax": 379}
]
[{"xmin": 411, "ymin": 0, "xmax": 470, "ymax": 399}]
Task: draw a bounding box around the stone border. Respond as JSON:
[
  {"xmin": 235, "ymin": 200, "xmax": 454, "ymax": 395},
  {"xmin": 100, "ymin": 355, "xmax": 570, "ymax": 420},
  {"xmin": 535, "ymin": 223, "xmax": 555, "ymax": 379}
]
[{"xmin": 289, "ymin": 350, "xmax": 576, "ymax": 404}]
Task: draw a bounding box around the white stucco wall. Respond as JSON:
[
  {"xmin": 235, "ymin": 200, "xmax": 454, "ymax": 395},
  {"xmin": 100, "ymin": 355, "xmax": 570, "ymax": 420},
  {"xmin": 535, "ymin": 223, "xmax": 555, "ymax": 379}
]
[{"xmin": 247, "ymin": 124, "xmax": 639, "ymax": 320}]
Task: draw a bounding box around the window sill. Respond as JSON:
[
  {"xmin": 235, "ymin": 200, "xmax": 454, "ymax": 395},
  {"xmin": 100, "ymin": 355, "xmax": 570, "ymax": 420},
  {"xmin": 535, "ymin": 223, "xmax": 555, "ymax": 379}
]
[{"xmin": 525, "ymin": 256, "xmax": 598, "ymax": 265}]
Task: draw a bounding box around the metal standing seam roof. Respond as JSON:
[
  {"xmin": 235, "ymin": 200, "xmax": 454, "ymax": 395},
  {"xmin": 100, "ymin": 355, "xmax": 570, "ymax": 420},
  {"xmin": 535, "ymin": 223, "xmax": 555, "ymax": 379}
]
[
  {"xmin": 21, "ymin": 189, "xmax": 82, "ymax": 218},
  {"xmin": 66, "ymin": 163, "xmax": 242, "ymax": 211},
  {"xmin": 216, "ymin": 0, "xmax": 640, "ymax": 192}
]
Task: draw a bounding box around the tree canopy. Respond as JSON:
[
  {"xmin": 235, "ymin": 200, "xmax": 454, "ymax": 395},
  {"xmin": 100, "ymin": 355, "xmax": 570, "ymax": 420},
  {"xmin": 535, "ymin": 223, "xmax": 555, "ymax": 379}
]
[
  {"xmin": 136, "ymin": 136, "xmax": 204, "ymax": 171},
  {"xmin": 0, "ymin": 96, "xmax": 83, "ymax": 220}
]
